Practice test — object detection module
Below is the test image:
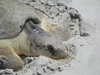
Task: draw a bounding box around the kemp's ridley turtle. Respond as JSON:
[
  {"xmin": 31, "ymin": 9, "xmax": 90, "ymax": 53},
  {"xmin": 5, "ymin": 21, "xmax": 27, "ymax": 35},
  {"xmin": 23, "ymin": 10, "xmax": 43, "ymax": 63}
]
[{"xmin": 0, "ymin": 0, "xmax": 67, "ymax": 71}]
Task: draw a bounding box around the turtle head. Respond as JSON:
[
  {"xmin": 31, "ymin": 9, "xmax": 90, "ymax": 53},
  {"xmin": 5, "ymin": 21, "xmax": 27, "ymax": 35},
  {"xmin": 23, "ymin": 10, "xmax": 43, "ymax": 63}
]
[
  {"xmin": 25, "ymin": 21, "xmax": 68, "ymax": 59},
  {"xmin": 30, "ymin": 32, "xmax": 68, "ymax": 59}
]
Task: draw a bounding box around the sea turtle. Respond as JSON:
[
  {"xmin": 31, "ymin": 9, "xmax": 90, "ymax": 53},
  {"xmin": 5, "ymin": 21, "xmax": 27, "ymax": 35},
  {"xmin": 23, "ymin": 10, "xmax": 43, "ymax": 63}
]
[{"xmin": 0, "ymin": 0, "xmax": 67, "ymax": 71}]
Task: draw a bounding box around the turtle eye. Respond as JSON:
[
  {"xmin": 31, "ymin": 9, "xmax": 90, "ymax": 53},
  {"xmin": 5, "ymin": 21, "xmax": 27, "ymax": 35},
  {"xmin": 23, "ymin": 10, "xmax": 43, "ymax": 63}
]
[{"xmin": 48, "ymin": 45, "xmax": 55, "ymax": 55}]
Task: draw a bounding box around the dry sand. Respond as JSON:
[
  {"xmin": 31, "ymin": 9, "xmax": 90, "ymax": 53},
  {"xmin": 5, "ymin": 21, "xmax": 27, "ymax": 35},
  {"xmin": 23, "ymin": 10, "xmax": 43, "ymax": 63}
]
[{"xmin": 52, "ymin": 0, "xmax": 100, "ymax": 75}]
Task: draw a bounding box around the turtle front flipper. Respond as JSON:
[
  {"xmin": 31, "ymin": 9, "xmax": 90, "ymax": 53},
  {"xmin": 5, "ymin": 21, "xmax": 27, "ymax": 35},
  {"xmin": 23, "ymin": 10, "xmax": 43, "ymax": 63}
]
[
  {"xmin": 52, "ymin": 21, "xmax": 80, "ymax": 41},
  {"xmin": 0, "ymin": 49, "xmax": 24, "ymax": 71},
  {"xmin": 0, "ymin": 56, "xmax": 8, "ymax": 69},
  {"xmin": 52, "ymin": 22, "xmax": 69, "ymax": 41},
  {"xmin": 5, "ymin": 53, "xmax": 24, "ymax": 71}
]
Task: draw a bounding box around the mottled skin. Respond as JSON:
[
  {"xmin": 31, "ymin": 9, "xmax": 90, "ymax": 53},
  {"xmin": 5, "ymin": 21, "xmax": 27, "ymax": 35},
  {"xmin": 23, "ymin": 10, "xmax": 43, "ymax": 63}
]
[{"xmin": 0, "ymin": 0, "xmax": 68, "ymax": 71}]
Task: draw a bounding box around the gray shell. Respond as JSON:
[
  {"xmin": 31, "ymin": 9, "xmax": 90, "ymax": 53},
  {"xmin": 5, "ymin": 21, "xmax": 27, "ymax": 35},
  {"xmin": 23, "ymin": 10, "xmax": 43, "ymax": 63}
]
[{"xmin": 0, "ymin": 0, "xmax": 44, "ymax": 39}]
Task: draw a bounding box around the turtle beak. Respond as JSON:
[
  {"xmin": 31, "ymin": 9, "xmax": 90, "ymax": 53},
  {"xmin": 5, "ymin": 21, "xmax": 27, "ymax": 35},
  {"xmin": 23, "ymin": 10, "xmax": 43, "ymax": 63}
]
[{"xmin": 51, "ymin": 47, "xmax": 68, "ymax": 60}]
